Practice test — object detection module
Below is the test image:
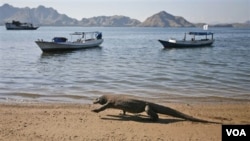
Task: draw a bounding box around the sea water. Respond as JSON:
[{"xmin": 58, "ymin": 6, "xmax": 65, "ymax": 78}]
[{"xmin": 0, "ymin": 26, "xmax": 250, "ymax": 103}]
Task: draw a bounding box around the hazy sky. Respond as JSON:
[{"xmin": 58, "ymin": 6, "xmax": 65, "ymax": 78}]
[{"xmin": 1, "ymin": 0, "xmax": 249, "ymax": 23}]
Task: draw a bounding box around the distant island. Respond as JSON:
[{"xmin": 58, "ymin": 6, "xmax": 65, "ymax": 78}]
[{"xmin": 0, "ymin": 4, "xmax": 249, "ymax": 27}]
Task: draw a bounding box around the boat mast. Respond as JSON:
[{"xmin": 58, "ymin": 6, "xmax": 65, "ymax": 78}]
[{"xmin": 183, "ymin": 33, "xmax": 186, "ymax": 41}]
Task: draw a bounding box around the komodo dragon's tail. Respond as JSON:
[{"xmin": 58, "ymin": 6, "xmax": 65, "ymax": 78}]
[{"xmin": 153, "ymin": 104, "xmax": 219, "ymax": 124}]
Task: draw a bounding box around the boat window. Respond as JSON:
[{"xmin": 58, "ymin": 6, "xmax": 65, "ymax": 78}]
[{"xmin": 53, "ymin": 37, "xmax": 67, "ymax": 43}]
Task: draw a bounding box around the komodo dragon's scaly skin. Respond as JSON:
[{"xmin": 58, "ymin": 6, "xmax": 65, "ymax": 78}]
[{"xmin": 92, "ymin": 95, "xmax": 218, "ymax": 123}]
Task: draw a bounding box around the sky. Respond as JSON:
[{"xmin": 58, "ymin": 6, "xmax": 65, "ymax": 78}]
[{"xmin": 1, "ymin": 0, "xmax": 250, "ymax": 24}]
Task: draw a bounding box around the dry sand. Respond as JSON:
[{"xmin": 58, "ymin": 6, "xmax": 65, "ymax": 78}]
[{"xmin": 0, "ymin": 101, "xmax": 249, "ymax": 141}]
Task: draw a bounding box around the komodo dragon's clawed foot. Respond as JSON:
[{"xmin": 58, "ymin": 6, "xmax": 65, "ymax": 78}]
[
  {"xmin": 145, "ymin": 105, "xmax": 159, "ymax": 121},
  {"xmin": 92, "ymin": 109, "xmax": 101, "ymax": 113}
]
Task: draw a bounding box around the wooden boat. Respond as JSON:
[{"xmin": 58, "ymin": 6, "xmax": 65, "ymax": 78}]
[
  {"xmin": 158, "ymin": 32, "xmax": 214, "ymax": 48},
  {"xmin": 35, "ymin": 31, "xmax": 103, "ymax": 52},
  {"xmin": 5, "ymin": 20, "xmax": 39, "ymax": 30}
]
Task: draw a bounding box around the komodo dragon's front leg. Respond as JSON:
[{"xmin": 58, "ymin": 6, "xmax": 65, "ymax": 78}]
[{"xmin": 92, "ymin": 103, "xmax": 111, "ymax": 113}]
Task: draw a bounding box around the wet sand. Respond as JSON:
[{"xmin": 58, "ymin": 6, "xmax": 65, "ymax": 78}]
[{"xmin": 0, "ymin": 102, "xmax": 249, "ymax": 141}]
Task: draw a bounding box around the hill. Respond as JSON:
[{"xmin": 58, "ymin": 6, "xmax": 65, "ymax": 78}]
[
  {"xmin": 139, "ymin": 11, "xmax": 194, "ymax": 27},
  {"xmin": 79, "ymin": 15, "xmax": 140, "ymax": 27},
  {"xmin": 0, "ymin": 4, "xmax": 78, "ymax": 26},
  {"xmin": 0, "ymin": 4, "xmax": 139, "ymax": 26}
]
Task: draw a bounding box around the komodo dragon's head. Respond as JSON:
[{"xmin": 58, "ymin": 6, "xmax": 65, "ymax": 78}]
[{"xmin": 93, "ymin": 95, "xmax": 108, "ymax": 105}]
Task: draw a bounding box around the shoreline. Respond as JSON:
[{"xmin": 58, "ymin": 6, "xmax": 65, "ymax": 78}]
[
  {"xmin": 1, "ymin": 101, "xmax": 249, "ymax": 141},
  {"xmin": 1, "ymin": 92, "xmax": 250, "ymax": 105}
]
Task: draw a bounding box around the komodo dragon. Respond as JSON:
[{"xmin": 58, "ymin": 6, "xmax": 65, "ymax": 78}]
[{"xmin": 92, "ymin": 95, "xmax": 218, "ymax": 123}]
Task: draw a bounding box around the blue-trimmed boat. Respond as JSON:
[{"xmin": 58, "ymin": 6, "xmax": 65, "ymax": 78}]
[
  {"xmin": 35, "ymin": 31, "xmax": 103, "ymax": 52},
  {"xmin": 158, "ymin": 32, "xmax": 214, "ymax": 48}
]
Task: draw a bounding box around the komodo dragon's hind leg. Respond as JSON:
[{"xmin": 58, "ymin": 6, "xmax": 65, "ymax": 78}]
[{"xmin": 145, "ymin": 104, "xmax": 159, "ymax": 121}]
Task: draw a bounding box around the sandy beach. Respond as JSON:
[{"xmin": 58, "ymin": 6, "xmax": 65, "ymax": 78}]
[{"xmin": 0, "ymin": 101, "xmax": 249, "ymax": 141}]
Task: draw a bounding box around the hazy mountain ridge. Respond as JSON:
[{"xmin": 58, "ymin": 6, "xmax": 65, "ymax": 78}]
[
  {"xmin": 79, "ymin": 15, "xmax": 141, "ymax": 27},
  {"xmin": 1, "ymin": 4, "xmax": 249, "ymax": 27},
  {"xmin": 0, "ymin": 4, "xmax": 78, "ymax": 26},
  {"xmin": 0, "ymin": 4, "xmax": 193, "ymax": 27},
  {"xmin": 0, "ymin": 4, "xmax": 140, "ymax": 26}
]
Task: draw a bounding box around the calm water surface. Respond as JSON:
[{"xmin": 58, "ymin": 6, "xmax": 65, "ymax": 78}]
[{"xmin": 0, "ymin": 26, "xmax": 250, "ymax": 103}]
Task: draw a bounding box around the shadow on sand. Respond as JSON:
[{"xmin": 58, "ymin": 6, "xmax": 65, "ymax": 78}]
[{"xmin": 101, "ymin": 114, "xmax": 185, "ymax": 124}]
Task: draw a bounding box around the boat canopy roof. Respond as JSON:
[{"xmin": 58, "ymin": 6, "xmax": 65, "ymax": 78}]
[
  {"xmin": 70, "ymin": 31, "xmax": 101, "ymax": 35},
  {"xmin": 188, "ymin": 32, "xmax": 213, "ymax": 36}
]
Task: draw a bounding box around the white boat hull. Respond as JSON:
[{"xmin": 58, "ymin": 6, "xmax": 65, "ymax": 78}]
[{"xmin": 35, "ymin": 39, "xmax": 103, "ymax": 52}]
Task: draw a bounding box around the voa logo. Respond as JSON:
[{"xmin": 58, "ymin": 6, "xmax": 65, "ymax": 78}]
[{"xmin": 226, "ymin": 129, "xmax": 246, "ymax": 136}]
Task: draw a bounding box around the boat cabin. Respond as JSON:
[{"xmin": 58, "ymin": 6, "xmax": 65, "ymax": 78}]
[
  {"xmin": 184, "ymin": 32, "xmax": 214, "ymax": 41},
  {"xmin": 70, "ymin": 32, "xmax": 102, "ymax": 43}
]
